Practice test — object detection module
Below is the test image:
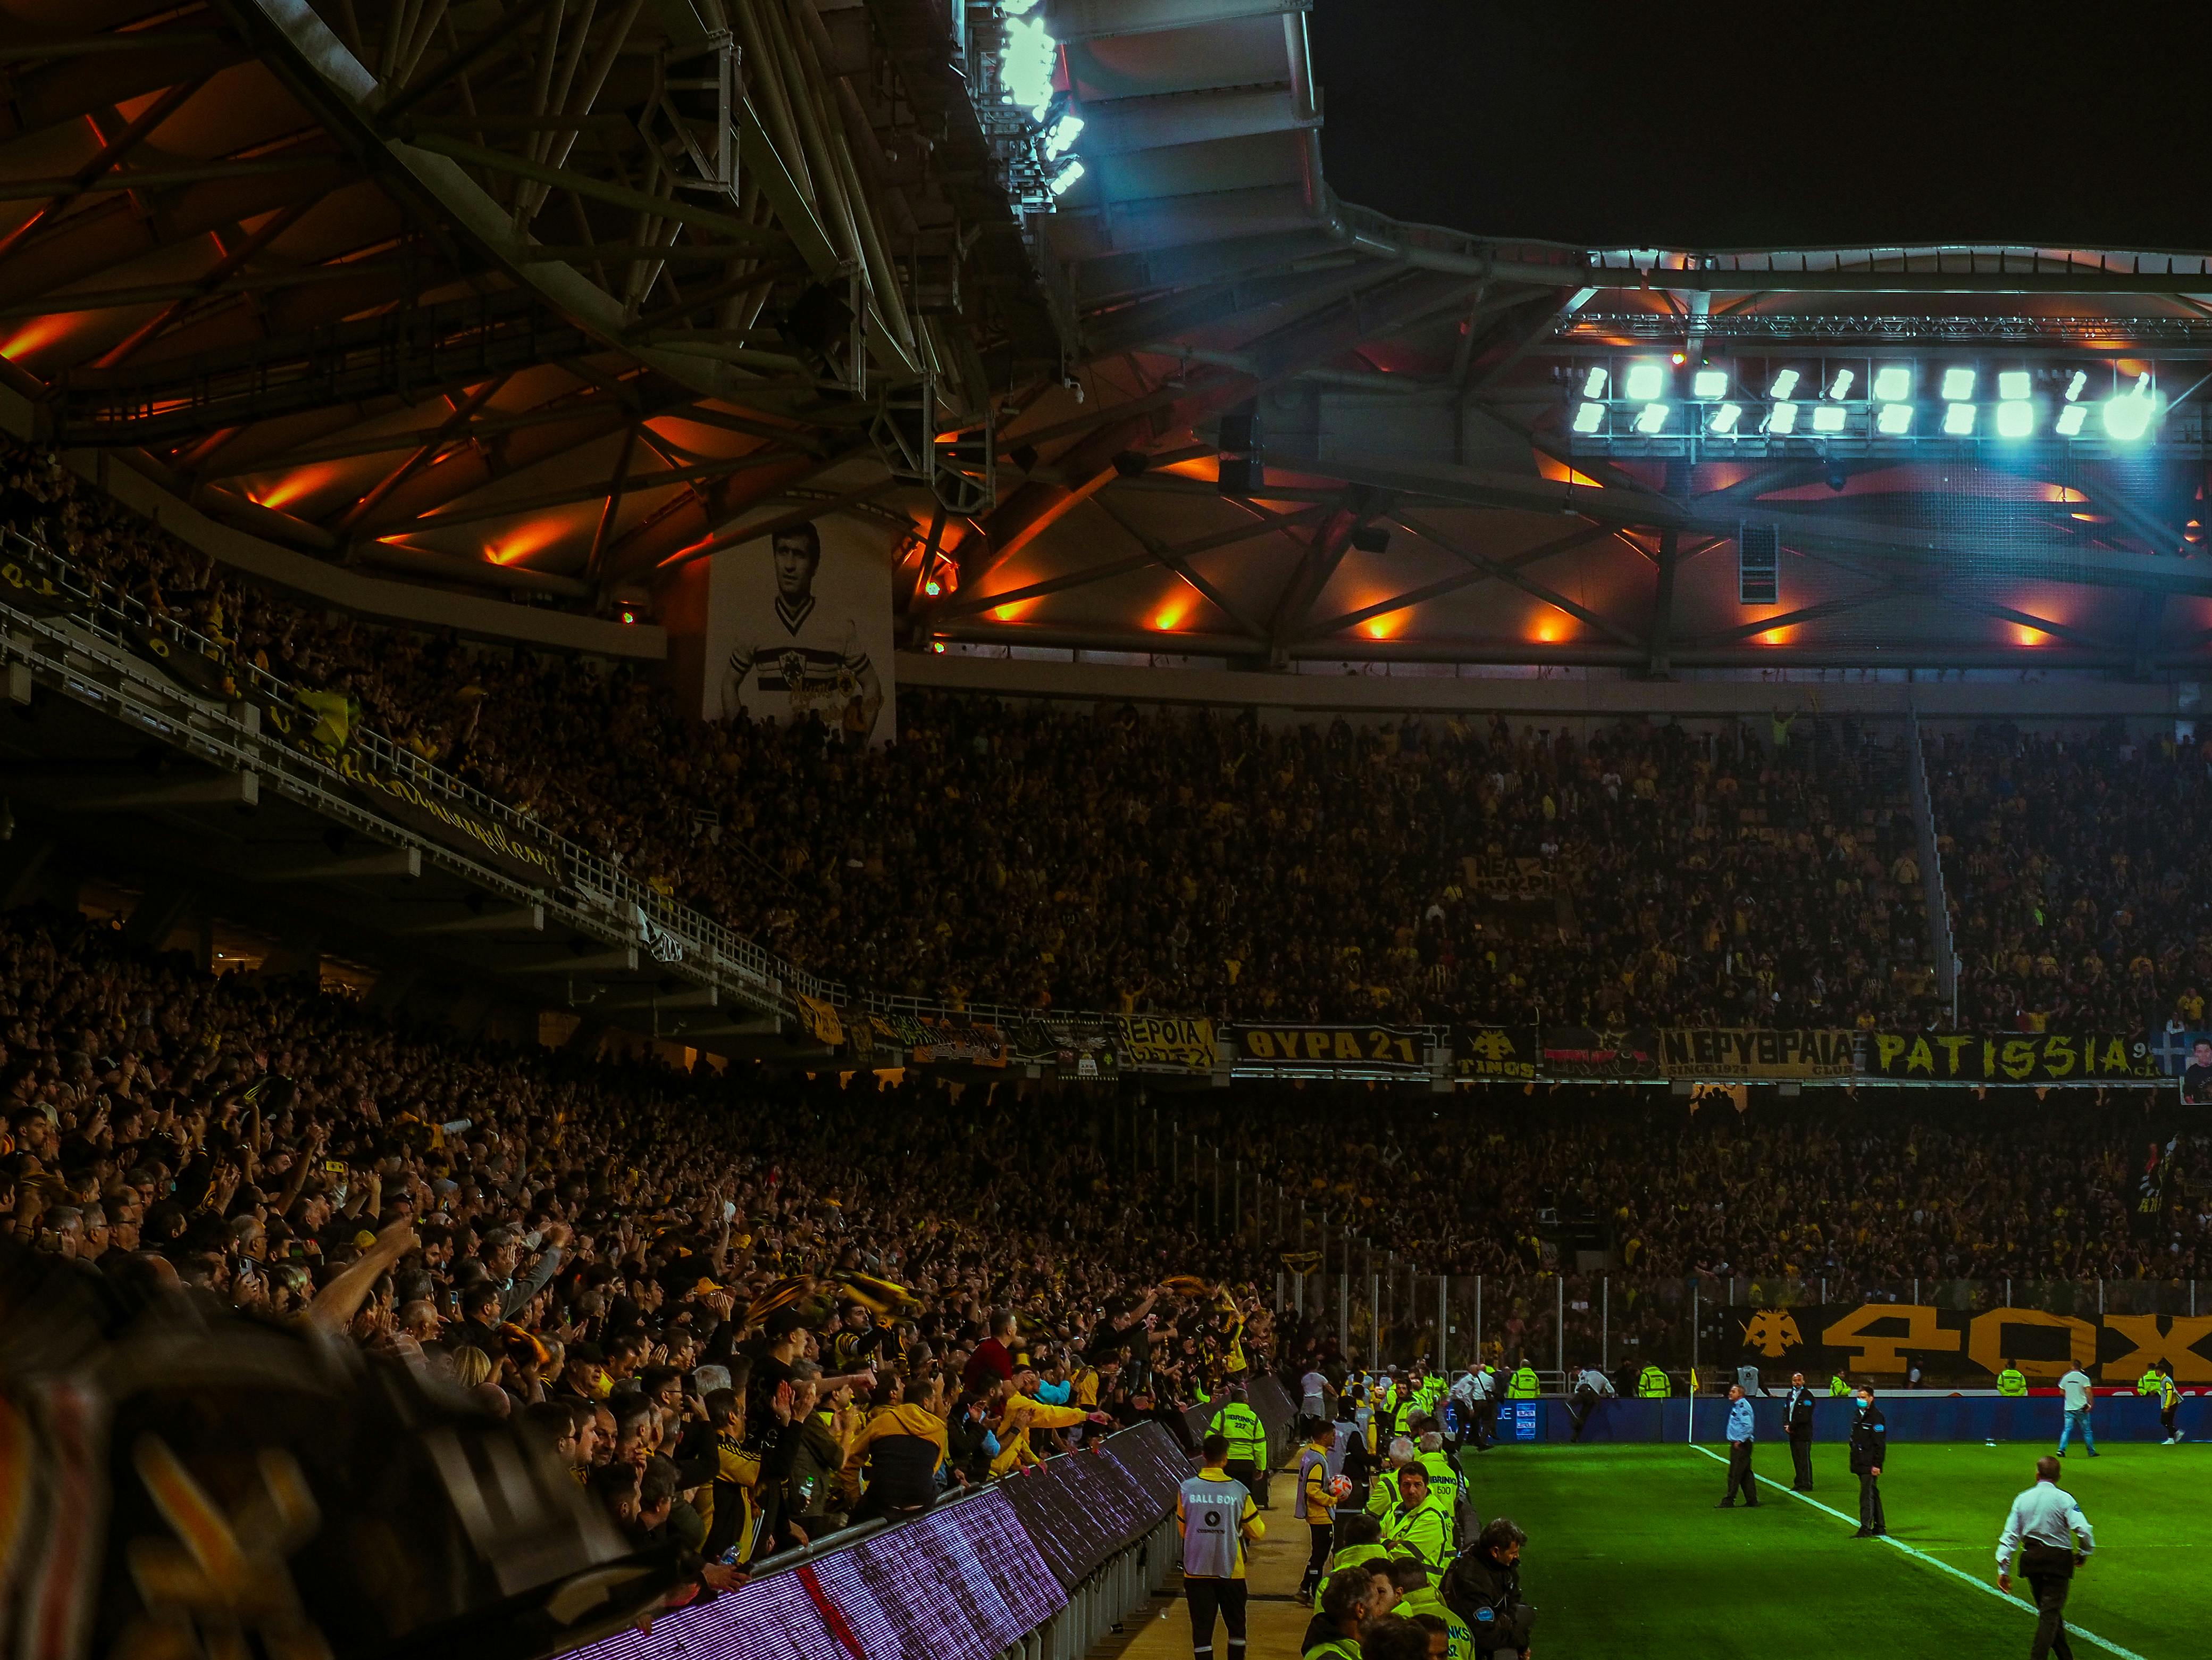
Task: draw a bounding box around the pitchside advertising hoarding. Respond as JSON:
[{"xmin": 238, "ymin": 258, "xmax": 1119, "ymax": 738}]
[{"xmin": 1724, "ymin": 1302, "xmax": 2212, "ymax": 1382}]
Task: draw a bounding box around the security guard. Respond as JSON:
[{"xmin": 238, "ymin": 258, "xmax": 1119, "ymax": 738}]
[
  {"xmin": 1996, "ymin": 1454, "xmax": 2094, "ymax": 1660},
  {"xmin": 1782, "ymin": 1370, "xmax": 1817, "ymax": 1492},
  {"xmin": 1392, "ymin": 1558, "xmax": 1476, "ymax": 1660},
  {"xmin": 1442, "ymin": 1516, "xmax": 1535, "ymax": 1658},
  {"xmin": 1210, "ymin": 1385, "xmax": 1271, "ymax": 1508},
  {"xmin": 2136, "ymin": 1364, "xmax": 2164, "ymax": 1397},
  {"xmin": 1381, "ymin": 1462, "xmax": 1454, "ymax": 1574},
  {"xmin": 1637, "ymin": 1361, "xmax": 1671, "ymax": 1398},
  {"xmin": 1302, "ymin": 1564, "xmax": 1378, "ymax": 1659},
  {"xmin": 1309, "ymin": 1514, "xmax": 1389, "ymax": 1612},
  {"xmin": 1414, "ymin": 1430, "xmax": 1469, "ymax": 1548},
  {"xmin": 1179, "ymin": 1434, "xmax": 1263, "ymax": 1660},
  {"xmin": 1505, "ymin": 1359, "xmax": 1540, "ymax": 1400},
  {"xmin": 1997, "ymin": 1361, "xmax": 2030, "ymax": 1398},
  {"xmin": 1829, "ymin": 1372, "xmax": 1853, "ymax": 1397},
  {"xmin": 1365, "ymin": 1436, "xmax": 1415, "ymax": 1521}
]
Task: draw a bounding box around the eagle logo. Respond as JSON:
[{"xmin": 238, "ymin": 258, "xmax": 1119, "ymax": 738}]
[{"xmin": 1740, "ymin": 1308, "xmax": 1804, "ymax": 1358}]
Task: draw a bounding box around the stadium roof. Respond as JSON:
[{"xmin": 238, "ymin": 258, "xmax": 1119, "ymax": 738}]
[{"xmin": 4, "ymin": 0, "xmax": 2212, "ymax": 674}]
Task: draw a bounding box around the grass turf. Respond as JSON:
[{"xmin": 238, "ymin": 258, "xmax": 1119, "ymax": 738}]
[{"xmin": 1453, "ymin": 1439, "xmax": 2204, "ymax": 1658}]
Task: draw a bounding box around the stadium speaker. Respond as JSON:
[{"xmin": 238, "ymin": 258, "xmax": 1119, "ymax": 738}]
[
  {"xmin": 1219, "ymin": 406, "xmax": 1256, "ymax": 453},
  {"xmin": 1739, "ymin": 524, "xmax": 1779, "ymax": 606},
  {"xmin": 1218, "ymin": 456, "xmax": 1263, "ymax": 494},
  {"xmin": 1111, "ymin": 450, "xmax": 1150, "ymax": 478},
  {"xmin": 784, "ymin": 282, "xmax": 853, "ymax": 368},
  {"xmin": 1350, "ymin": 525, "xmax": 1392, "ymax": 554}
]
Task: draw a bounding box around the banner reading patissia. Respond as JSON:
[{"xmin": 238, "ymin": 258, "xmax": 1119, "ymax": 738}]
[
  {"xmin": 1660, "ymin": 1028, "xmax": 1856, "ymax": 1078},
  {"xmin": 1867, "ymin": 1031, "xmax": 2158, "ymax": 1082}
]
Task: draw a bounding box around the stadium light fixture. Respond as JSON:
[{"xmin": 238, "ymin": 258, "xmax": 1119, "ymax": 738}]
[
  {"xmin": 1048, "ymin": 158, "xmax": 1086, "ymax": 196},
  {"xmin": 1709, "ymin": 402, "xmax": 1742, "ymax": 435},
  {"xmin": 2064, "ymin": 370, "xmax": 2088, "ymax": 403},
  {"xmin": 1941, "ymin": 367, "xmax": 1976, "ymax": 402},
  {"xmin": 2055, "ymin": 402, "xmax": 2089, "ymax": 437},
  {"xmin": 1995, "ymin": 401, "xmax": 2034, "ymax": 438},
  {"xmin": 1826, "ymin": 369, "xmax": 1855, "ymax": 400},
  {"xmin": 2104, "ymin": 372, "xmax": 2154, "ymax": 441},
  {"xmin": 1812, "ymin": 403, "xmax": 1847, "ymax": 433},
  {"xmin": 1942, "ymin": 401, "xmax": 1977, "ymax": 436},
  {"xmin": 1769, "ymin": 369, "xmax": 1801, "ymax": 401},
  {"xmin": 1583, "ymin": 366, "xmax": 1608, "ymax": 398},
  {"xmin": 1043, "ymin": 112, "xmax": 1084, "ymax": 159},
  {"xmin": 1001, "ymin": 12, "xmax": 1059, "ymax": 118},
  {"xmin": 1625, "ymin": 362, "xmax": 1667, "ymax": 401},
  {"xmin": 1875, "ymin": 403, "xmax": 1912, "ymax": 435},
  {"xmin": 1872, "ymin": 365, "xmax": 1912, "ymax": 402},
  {"xmin": 1634, "ymin": 402, "xmax": 1669, "ymax": 433},
  {"xmin": 1997, "ymin": 370, "xmax": 2032, "ymax": 402},
  {"xmin": 1692, "ymin": 368, "xmax": 1729, "ymax": 399},
  {"xmin": 1768, "ymin": 401, "xmax": 1799, "ymax": 434},
  {"xmin": 1572, "ymin": 401, "xmax": 1605, "ymax": 433}
]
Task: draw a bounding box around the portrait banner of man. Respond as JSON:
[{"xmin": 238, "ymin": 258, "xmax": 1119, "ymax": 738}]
[{"xmin": 704, "ymin": 515, "xmax": 896, "ymax": 743}]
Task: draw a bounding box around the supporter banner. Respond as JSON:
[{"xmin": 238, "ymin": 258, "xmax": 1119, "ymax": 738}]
[
  {"xmin": 913, "ymin": 1015, "xmax": 1007, "ymax": 1067},
  {"xmin": 1461, "ymin": 852, "xmax": 1565, "ymax": 897},
  {"xmin": 1010, "ymin": 1017, "xmax": 1119, "ymax": 1082},
  {"xmin": 1455, "ymin": 1026, "xmax": 1540, "ymax": 1081},
  {"xmin": 794, "ymin": 992, "xmax": 843, "ymax": 1048},
  {"xmin": 1117, "ymin": 1014, "xmax": 1217, "ymax": 1073},
  {"xmin": 1662, "ymin": 1028, "xmax": 1857, "ymax": 1079},
  {"xmin": 330, "ymin": 752, "xmax": 566, "ymax": 889},
  {"xmin": 2148, "ymin": 1029, "xmax": 2212, "ymax": 1102},
  {"xmin": 704, "ymin": 514, "xmax": 896, "ymax": 745},
  {"xmin": 1866, "ymin": 1031, "xmax": 2160, "ymax": 1083},
  {"xmin": 1225, "ymin": 1023, "xmax": 1428, "ymax": 1073},
  {"xmin": 1539, "ymin": 1027, "xmax": 1660, "ymax": 1079},
  {"xmin": 0, "ymin": 543, "xmax": 75, "ymax": 616},
  {"xmin": 847, "ymin": 1011, "xmax": 927, "ymax": 1065},
  {"xmin": 1721, "ymin": 1303, "xmax": 2212, "ymax": 1383}
]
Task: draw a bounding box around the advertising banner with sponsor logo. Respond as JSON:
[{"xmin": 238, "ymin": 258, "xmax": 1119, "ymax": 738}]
[
  {"xmin": 1661, "ymin": 1028, "xmax": 1857, "ymax": 1079},
  {"xmin": 1865, "ymin": 1031, "xmax": 2159, "ymax": 1084},
  {"xmin": 1454, "ymin": 1027, "xmax": 1540, "ymax": 1081},
  {"xmin": 1116, "ymin": 1014, "xmax": 1218, "ymax": 1074},
  {"xmin": 1225, "ymin": 1024, "xmax": 1429, "ymax": 1074},
  {"xmin": 1723, "ymin": 1303, "xmax": 2212, "ymax": 1383}
]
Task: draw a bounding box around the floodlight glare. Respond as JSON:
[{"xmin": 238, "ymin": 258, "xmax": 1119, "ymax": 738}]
[
  {"xmin": 1043, "ymin": 113, "xmax": 1084, "ymax": 159},
  {"xmin": 1942, "ymin": 402, "xmax": 1976, "ymax": 435},
  {"xmin": 1692, "ymin": 369, "xmax": 1729, "ymax": 399},
  {"xmin": 2104, "ymin": 379, "xmax": 2152, "ymax": 441},
  {"xmin": 1995, "ymin": 401, "xmax": 2034, "ymax": 438},
  {"xmin": 1634, "ymin": 402, "xmax": 1669, "ymax": 433},
  {"xmin": 1769, "ymin": 369, "xmax": 1801, "ymax": 400},
  {"xmin": 2055, "ymin": 403, "xmax": 2088, "ymax": 437},
  {"xmin": 1583, "ymin": 366, "xmax": 1608, "ymax": 398},
  {"xmin": 1048, "ymin": 157, "xmax": 1086, "ymax": 196},
  {"xmin": 1709, "ymin": 402, "xmax": 1742, "ymax": 434},
  {"xmin": 1875, "ymin": 403, "xmax": 1913, "ymax": 435},
  {"xmin": 1768, "ymin": 401, "xmax": 1799, "ymax": 434},
  {"xmin": 1872, "ymin": 366, "xmax": 1911, "ymax": 402},
  {"xmin": 1572, "ymin": 401, "xmax": 1605, "ymax": 434},
  {"xmin": 1997, "ymin": 370, "xmax": 2032, "ymax": 401},
  {"xmin": 2064, "ymin": 370, "xmax": 2088, "ymax": 403},
  {"xmin": 1827, "ymin": 369, "xmax": 1855, "ymax": 400},
  {"xmin": 1940, "ymin": 367, "xmax": 1976, "ymax": 402},
  {"xmin": 1812, "ymin": 404, "xmax": 1847, "ymax": 433},
  {"xmin": 1625, "ymin": 363, "xmax": 1666, "ymax": 401}
]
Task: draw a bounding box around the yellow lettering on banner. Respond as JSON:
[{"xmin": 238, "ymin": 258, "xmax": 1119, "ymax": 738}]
[
  {"xmin": 1333, "ymin": 1031, "xmax": 1361, "ymax": 1062},
  {"xmin": 1876, "ymin": 1034, "xmax": 1906, "ymax": 1071},
  {"xmin": 2102, "ymin": 1037, "xmax": 2131, "ymax": 1074},
  {"xmin": 1820, "ymin": 1304, "xmax": 1959, "ymax": 1374},
  {"xmin": 2001, "ymin": 1039, "xmax": 2035, "ymax": 1080},
  {"xmin": 2099, "ymin": 1314, "xmax": 2212, "ymax": 1383},
  {"xmin": 1245, "ymin": 1032, "xmax": 1273, "ymax": 1059},
  {"xmin": 1307, "ymin": 1031, "xmax": 1329, "ymax": 1061},
  {"xmin": 2042, "ymin": 1036, "xmax": 2075, "ymax": 1078},
  {"xmin": 1984, "ymin": 1038, "xmax": 1998, "ymax": 1076},
  {"xmin": 1905, "ymin": 1036, "xmax": 1934, "ymax": 1074},
  {"xmin": 1965, "ymin": 1308, "xmax": 2097, "ymax": 1380},
  {"xmin": 1937, "ymin": 1035, "xmax": 1972, "ymax": 1074}
]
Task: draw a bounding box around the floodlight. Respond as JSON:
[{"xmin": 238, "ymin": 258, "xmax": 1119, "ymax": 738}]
[
  {"xmin": 2064, "ymin": 370, "xmax": 2088, "ymax": 403},
  {"xmin": 1769, "ymin": 369, "xmax": 1801, "ymax": 400},
  {"xmin": 1827, "ymin": 369, "xmax": 1855, "ymax": 400},
  {"xmin": 1625, "ymin": 363, "xmax": 1666, "ymax": 401},
  {"xmin": 1043, "ymin": 113, "xmax": 1084, "ymax": 159},
  {"xmin": 1872, "ymin": 365, "xmax": 1911, "ymax": 402},
  {"xmin": 1875, "ymin": 403, "xmax": 1912, "ymax": 435},
  {"xmin": 1940, "ymin": 367, "xmax": 1976, "ymax": 402},
  {"xmin": 1583, "ymin": 366, "xmax": 1608, "ymax": 398},
  {"xmin": 2055, "ymin": 403, "xmax": 2088, "ymax": 437},
  {"xmin": 1709, "ymin": 402, "xmax": 1742, "ymax": 435},
  {"xmin": 2104, "ymin": 377, "xmax": 2152, "ymax": 441},
  {"xmin": 1812, "ymin": 403, "xmax": 1847, "ymax": 432},
  {"xmin": 1572, "ymin": 401, "xmax": 1605, "ymax": 433},
  {"xmin": 1048, "ymin": 157, "xmax": 1086, "ymax": 196},
  {"xmin": 1768, "ymin": 401, "xmax": 1799, "ymax": 434},
  {"xmin": 1997, "ymin": 370, "xmax": 2032, "ymax": 401},
  {"xmin": 1634, "ymin": 402, "xmax": 1669, "ymax": 433},
  {"xmin": 1995, "ymin": 401, "xmax": 2034, "ymax": 438},
  {"xmin": 1001, "ymin": 13, "xmax": 1059, "ymax": 117},
  {"xmin": 1942, "ymin": 402, "xmax": 1977, "ymax": 435},
  {"xmin": 1692, "ymin": 368, "xmax": 1729, "ymax": 399}
]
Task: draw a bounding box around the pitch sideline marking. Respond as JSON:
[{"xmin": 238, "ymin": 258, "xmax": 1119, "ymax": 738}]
[{"xmin": 1688, "ymin": 1444, "xmax": 2147, "ymax": 1660}]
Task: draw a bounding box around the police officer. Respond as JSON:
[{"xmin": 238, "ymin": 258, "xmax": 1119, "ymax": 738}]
[
  {"xmin": 1996, "ymin": 1454, "xmax": 2094, "ymax": 1660},
  {"xmin": 1849, "ymin": 1383, "xmax": 1888, "ymax": 1538},
  {"xmin": 1442, "ymin": 1515, "xmax": 1536, "ymax": 1658},
  {"xmin": 1210, "ymin": 1384, "xmax": 1271, "ymax": 1508},
  {"xmin": 1637, "ymin": 1359, "xmax": 1671, "ymax": 1398},
  {"xmin": 1782, "ymin": 1370, "xmax": 1817, "ymax": 1492},
  {"xmin": 1997, "ymin": 1360, "xmax": 2030, "ymax": 1398},
  {"xmin": 1717, "ymin": 1383, "xmax": 1759, "ymax": 1507},
  {"xmin": 1179, "ymin": 1433, "xmax": 1263, "ymax": 1660},
  {"xmin": 1505, "ymin": 1357, "xmax": 1540, "ymax": 1400}
]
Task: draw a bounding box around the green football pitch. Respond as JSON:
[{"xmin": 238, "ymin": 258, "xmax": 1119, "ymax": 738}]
[{"xmin": 1456, "ymin": 1440, "xmax": 2205, "ymax": 1658}]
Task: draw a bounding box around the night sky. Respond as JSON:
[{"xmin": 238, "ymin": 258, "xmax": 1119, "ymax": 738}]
[{"xmin": 1307, "ymin": 4, "xmax": 2208, "ymax": 252}]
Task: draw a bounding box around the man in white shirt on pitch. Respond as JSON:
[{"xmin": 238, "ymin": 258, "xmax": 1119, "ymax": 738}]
[
  {"xmin": 2054, "ymin": 1365, "xmax": 2098, "ymax": 1459},
  {"xmin": 1997, "ymin": 1455, "xmax": 2095, "ymax": 1660}
]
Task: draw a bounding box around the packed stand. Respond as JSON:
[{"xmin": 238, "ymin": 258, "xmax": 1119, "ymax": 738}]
[{"xmin": 1, "ymin": 440, "xmax": 1937, "ymax": 1028}]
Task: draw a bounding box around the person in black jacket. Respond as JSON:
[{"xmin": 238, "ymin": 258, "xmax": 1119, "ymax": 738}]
[
  {"xmin": 1849, "ymin": 1384, "xmax": 1887, "ymax": 1538},
  {"xmin": 1782, "ymin": 1371, "xmax": 1818, "ymax": 1492},
  {"xmin": 1443, "ymin": 1515, "xmax": 1535, "ymax": 1657}
]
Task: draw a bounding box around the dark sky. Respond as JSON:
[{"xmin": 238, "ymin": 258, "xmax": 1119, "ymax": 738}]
[{"xmin": 1308, "ymin": 5, "xmax": 2207, "ymax": 252}]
